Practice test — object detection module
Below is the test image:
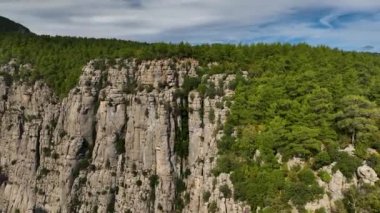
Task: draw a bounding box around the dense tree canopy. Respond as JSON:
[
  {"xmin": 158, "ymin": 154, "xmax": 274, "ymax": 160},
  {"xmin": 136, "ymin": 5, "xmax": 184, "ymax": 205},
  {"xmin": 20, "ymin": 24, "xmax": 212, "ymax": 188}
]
[
  {"xmin": 213, "ymin": 43, "xmax": 380, "ymax": 211},
  {"xmin": 336, "ymin": 95, "xmax": 380, "ymax": 145}
]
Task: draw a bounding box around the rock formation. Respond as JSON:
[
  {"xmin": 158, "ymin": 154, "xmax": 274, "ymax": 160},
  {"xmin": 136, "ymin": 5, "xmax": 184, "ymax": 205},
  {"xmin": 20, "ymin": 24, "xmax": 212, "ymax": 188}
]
[
  {"xmin": 0, "ymin": 59, "xmax": 249, "ymax": 213},
  {"xmin": 357, "ymin": 164, "xmax": 379, "ymax": 185}
]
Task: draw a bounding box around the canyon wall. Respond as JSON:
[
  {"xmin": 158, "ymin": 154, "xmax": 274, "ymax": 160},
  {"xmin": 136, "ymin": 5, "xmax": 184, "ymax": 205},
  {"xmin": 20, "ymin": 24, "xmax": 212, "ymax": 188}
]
[{"xmin": 0, "ymin": 59, "xmax": 250, "ymax": 213}]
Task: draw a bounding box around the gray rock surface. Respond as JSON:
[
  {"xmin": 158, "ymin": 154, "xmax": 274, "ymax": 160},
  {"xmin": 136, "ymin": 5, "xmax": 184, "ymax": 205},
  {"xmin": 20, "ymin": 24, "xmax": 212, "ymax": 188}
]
[{"xmin": 0, "ymin": 59, "xmax": 249, "ymax": 213}]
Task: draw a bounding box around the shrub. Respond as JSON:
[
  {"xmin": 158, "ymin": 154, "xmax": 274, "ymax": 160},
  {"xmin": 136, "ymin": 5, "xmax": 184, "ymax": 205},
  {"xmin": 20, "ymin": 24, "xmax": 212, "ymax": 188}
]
[
  {"xmin": 334, "ymin": 152, "xmax": 362, "ymax": 179},
  {"xmin": 228, "ymin": 79, "xmax": 237, "ymax": 90},
  {"xmin": 313, "ymin": 151, "xmax": 332, "ymax": 169},
  {"xmin": 37, "ymin": 168, "xmax": 50, "ymax": 180},
  {"xmin": 92, "ymin": 206, "xmax": 98, "ymax": 213},
  {"xmin": 42, "ymin": 147, "xmax": 52, "ymax": 157},
  {"xmin": 175, "ymin": 178, "xmax": 186, "ymax": 194},
  {"xmin": 212, "ymin": 154, "xmax": 238, "ymax": 175},
  {"xmin": 203, "ymin": 191, "xmax": 211, "ymax": 202},
  {"xmin": 149, "ymin": 174, "xmax": 159, "ymax": 188},
  {"xmin": 209, "ymin": 108, "xmax": 215, "ymax": 124},
  {"xmin": 367, "ymin": 155, "xmax": 380, "ymax": 175},
  {"xmin": 297, "ymin": 168, "xmax": 316, "ymax": 185},
  {"xmin": 145, "ymin": 85, "xmax": 154, "ymax": 93},
  {"xmin": 208, "ymin": 201, "xmax": 218, "ymax": 213},
  {"xmin": 184, "ymin": 192, "xmax": 190, "ymax": 204},
  {"xmin": 315, "ymin": 207, "xmax": 327, "ymax": 213},
  {"xmin": 72, "ymin": 159, "xmax": 90, "ymax": 178},
  {"xmin": 215, "ymin": 101, "xmax": 224, "ymax": 109},
  {"xmin": 59, "ymin": 130, "xmax": 67, "ymax": 138},
  {"xmin": 40, "ymin": 168, "xmax": 50, "ymax": 176},
  {"xmin": 114, "ymin": 134, "xmax": 125, "ymax": 155},
  {"xmin": 318, "ymin": 171, "xmax": 332, "ymax": 183},
  {"xmin": 184, "ymin": 168, "xmax": 191, "ymax": 178},
  {"xmin": 0, "ymin": 71, "xmax": 13, "ymax": 86},
  {"xmin": 92, "ymin": 60, "xmax": 106, "ymax": 70},
  {"xmin": 157, "ymin": 204, "xmax": 163, "ymax": 211},
  {"xmin": 106, "ymin": 193, "xmax": 116, "ymax": 213},
  {"xmin": 79, "ymin": 177, "xmax": 87, "ymax": 185},
  {"xmin": 219, "ymin": 184, "xmax": 232, "ymax": 198},
  {"xmin": 285, "ymin": 182, "xmax": 324, "ymax": 207},
  {"xmin": 205, "ymin": 82, "xmax": 217, "ymax": 98},
  {"xmin": 197, "ymin": 83, "xmax": 207, "ymax": 97},
  {"xmin": 182, "ymin": 76, "xmax": 201, "ymax": 94},
  {"xmin": 52, "ymin": 152, "xmax": 60, "ymax": 160}
]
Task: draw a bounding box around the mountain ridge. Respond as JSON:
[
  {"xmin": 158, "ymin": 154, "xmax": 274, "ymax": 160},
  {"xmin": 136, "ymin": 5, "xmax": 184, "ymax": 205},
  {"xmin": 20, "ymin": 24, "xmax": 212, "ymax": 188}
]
[{"xmin": 0, "ymin": 16, "xmax": 31, "ymax": 34}]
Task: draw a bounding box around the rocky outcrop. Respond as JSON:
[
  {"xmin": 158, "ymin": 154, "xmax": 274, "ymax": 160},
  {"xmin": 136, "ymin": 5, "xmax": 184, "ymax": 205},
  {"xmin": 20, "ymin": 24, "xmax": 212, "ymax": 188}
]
[
  {"xmin": 304, "ymin": 165, "xmax": 358, "ymax": 212},
  {"xmin": 0, "ymin": 59, "xmax": 249, "ymax": 213},
  {"xmin": 184, "ymin": 74, "xmax": 250, "ymax": 213},
  {"xmin": 357, "ymin": 164, "xmax": 379, "ymax": 185}
]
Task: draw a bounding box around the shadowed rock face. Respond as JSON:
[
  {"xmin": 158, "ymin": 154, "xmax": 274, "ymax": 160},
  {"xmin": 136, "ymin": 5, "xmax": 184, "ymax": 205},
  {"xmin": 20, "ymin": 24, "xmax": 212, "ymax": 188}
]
[
  {"xmin": 0, "ymin": 59, "xmax": 250, "ymax": 213},
  {"xmin": 0, "ymin": 16, "xmax": 31, "ymax": 34}
]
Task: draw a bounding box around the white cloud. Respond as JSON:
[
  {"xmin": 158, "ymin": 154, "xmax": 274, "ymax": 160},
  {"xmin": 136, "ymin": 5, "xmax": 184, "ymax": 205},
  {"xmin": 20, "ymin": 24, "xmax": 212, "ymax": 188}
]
[{"xmin": 0, "ymin": 0, "xmax": 379, "ymax": 51}]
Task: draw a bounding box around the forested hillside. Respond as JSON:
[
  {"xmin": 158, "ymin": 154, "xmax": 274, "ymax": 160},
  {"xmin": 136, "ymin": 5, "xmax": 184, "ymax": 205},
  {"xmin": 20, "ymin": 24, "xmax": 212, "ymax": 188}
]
[
  {"xmin": 1, "ymin": 32, "xmax": 380, "ymax": 212},
  {"xmin": 0, "ymin": 16, "xmax": 31, "ymax": 34},
  {"xmin": 215, "ymin": 47, "xmax": 380, "ymax": 212}
]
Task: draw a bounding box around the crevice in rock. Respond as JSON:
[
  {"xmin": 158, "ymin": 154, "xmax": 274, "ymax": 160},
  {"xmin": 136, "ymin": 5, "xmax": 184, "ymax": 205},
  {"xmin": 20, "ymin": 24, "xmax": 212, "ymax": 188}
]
[
  {"xmin": 197, "ymin": 193, "xmax": 201, "ymax": 212},
  {"xmin": 17, "ymin": 114, "xmax": 24, "ymax": 140},
  {"xmin": 224, "ymin": 198, "xmax": 228, "ymax": 213},
  {"xmin": 148, "ymin": 174, "xmax": 159, "ymax": 213},
  {"xmin": 166, "ymin": 103, "xmax": 175, "ymax": 174},
  {"xmin": 33, "ymin": 206, "xmax": 48, "ymax": 213},
  {"xmin": 106, "ymin": 187, "xmax": 117, "ymax": 213},
  {"xmin": 34, "ymin": 126, "xmax": 42, "ymax": 171},
  {"xmin": 93, "ymin": 67, "xmax": 108, "ymax": 117},
  {"xmin": 199, "ymin": 98, "xmax": 205, "ymax": 128},
  {"xmin": 91, "ymin": 120, "xmax": 97, "ymax": 148}
]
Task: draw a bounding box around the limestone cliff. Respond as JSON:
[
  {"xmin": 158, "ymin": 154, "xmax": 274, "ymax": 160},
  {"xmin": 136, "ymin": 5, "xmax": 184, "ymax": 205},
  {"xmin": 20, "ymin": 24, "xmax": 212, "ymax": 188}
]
[{"xmin": 0, "ymin": 59, "xmax": 250, "ymax": 213}]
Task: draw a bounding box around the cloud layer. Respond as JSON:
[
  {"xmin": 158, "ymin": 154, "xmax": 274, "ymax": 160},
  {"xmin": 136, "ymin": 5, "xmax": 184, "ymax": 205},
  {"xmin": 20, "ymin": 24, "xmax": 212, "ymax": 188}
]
[{"xmin": 1, "ymin": 0, "xmax": 379, "ymax": 51}]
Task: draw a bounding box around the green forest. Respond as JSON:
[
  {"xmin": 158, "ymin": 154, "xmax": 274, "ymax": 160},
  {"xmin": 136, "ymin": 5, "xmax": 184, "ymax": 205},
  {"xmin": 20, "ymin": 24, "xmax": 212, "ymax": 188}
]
[
  {"xmin": 2, "ymin": 32, "xmax": 380, "ymax": 212},
  {"xmin": 215, "ymin": 47, "xmax": 380, "ymax": 212}
]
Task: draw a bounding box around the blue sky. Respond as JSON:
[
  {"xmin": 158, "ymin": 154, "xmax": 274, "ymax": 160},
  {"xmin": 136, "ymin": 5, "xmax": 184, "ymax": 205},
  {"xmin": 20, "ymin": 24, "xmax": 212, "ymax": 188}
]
[{"xmin": 0, "ymin": 0, "xmax": 379, "ymax": 52}]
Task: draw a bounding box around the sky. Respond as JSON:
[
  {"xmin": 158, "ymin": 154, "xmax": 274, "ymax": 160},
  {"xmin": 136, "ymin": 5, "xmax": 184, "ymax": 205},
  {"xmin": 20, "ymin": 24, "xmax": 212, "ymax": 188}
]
[{"xmin": 0, "ymin": 0, "xmax": 379, "ymax": 52}]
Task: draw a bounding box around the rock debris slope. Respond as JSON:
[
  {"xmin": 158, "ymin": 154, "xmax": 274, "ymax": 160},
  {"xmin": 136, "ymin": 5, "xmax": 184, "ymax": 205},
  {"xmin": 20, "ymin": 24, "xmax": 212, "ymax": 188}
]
[{"xmin": 0, "ymin": 59, "xmax": 250, "ymax": 213}]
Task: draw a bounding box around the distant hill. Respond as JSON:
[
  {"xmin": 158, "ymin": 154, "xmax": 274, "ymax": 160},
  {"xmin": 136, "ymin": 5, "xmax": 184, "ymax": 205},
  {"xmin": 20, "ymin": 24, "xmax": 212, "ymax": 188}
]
[{"xmin": 0, "ymin": 16, "xmax": 31, "ymax": 33}]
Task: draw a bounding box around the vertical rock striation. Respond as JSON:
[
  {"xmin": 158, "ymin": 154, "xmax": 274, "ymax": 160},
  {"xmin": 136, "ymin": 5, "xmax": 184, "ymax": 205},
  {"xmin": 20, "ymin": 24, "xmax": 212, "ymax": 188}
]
[{"xmin": 0, "ymin": 59, "xmax": 249, "ymax": 213}]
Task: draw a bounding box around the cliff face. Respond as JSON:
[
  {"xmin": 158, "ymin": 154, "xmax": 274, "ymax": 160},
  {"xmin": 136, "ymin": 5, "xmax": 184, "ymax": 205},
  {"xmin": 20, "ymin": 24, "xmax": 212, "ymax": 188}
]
[{"xmin": 0, "ymin": 59, "xmax": 250, "ymax": 213}]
